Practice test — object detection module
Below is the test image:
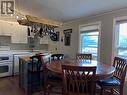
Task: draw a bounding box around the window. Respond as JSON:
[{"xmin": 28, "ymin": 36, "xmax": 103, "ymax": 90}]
[
  {"xmin": 79, "ymin": 23, "xmax": 100, "ymax": 60},
  {"xmin": 114, "ymin": 17, "xmax": 127, "ymax": 79},
  {"xmin": 115, "ymin": 20, "xmax": 127, "ymax": 58}
]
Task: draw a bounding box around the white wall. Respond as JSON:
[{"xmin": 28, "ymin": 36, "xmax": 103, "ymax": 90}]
[
  {"xmin": 59, "ymin": 8, "xmax": 127, "ymax": 64},
  {"xmin": 48, "ymin": 25, "xmax": 63, "ymax": 54}
]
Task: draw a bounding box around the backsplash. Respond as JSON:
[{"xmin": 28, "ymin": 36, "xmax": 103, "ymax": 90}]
[
  {"xmin": 0, "ymin": 36, "xmax": 11, "ymax": 46},
  {"xmin": 0, "ymin": 36, "xmax": 48, "ymax": 50}
]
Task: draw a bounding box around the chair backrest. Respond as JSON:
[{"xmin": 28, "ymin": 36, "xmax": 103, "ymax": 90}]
[
  {"xmin": 30, "ymin": 55, "xmax": 42, "ymax": 72},
  {"xmin": 62, "ymin": 65, "xmax": 96, "ymax": 95},
  {"xmin": 51, "ymin": 54, "xmax": 64, "ymax": 60},
  {"xmin": 76, "ymin": 53, "xmax": 92, "ymax": 60},
  {"xmin": 113, "ymin": 57, "xmax": 127, "ymax": 83},
  {"xmin": 29, "ymin": 54, "xmax": 50, "ymax": 71}
]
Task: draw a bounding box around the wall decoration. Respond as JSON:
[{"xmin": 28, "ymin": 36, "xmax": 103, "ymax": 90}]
[{"xmin": 63, "ymin": 29, "xmax": 72, "ymax": 46}]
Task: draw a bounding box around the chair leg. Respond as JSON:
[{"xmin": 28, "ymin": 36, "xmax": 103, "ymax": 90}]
[
  {"xmin": 120, "ymin": 87, "xmax": 123, "ymax": 95},
  {"xmin": 110, "ymin": 89, "xmax": 114, "ymax": 95},
  {"xmin": 100, "ymin": 87, "xmax": 103, "ymax": 95}
]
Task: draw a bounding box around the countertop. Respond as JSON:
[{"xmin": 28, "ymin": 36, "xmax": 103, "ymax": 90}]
[
  {"xmin": 19, "ymin": 53, "xmax": 51, "ymax": 63},
  {"xmin": 0, "ymin": 49, "xmax": 51, "ymax": 55},
  {"xmin": 19, "ymin": 56, "xmax": 31, "ymax": 62}
]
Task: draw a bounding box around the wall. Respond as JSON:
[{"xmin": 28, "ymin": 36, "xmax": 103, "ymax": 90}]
[
  {"xmin": 59, "ymin": 8, "xmax": 127, "ymax": 95},
  {"xmin": 48, "ymin": 25, "xmax": 65, "ymax": 54},
  {"xmin": 60, "ymin": 8, "xmax": 127, "ymax": 64}
]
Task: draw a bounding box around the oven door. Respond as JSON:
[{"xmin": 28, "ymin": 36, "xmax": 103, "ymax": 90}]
[
  {"xmin": 0, "ymin": 62, "xmax": 12, "ymax": 77},
  {"xmin": 0, "ymin": 54, "xmax": 13, "ymax": 62}
]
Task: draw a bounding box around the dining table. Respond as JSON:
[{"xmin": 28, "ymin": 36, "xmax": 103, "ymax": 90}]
[{"xmin": 46, "ymin": 59, "xmax": 115, "ymax": 80}]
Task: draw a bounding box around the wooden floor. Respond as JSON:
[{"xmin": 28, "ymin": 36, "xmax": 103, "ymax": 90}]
[
  {"xmin": 0, "ymin": 76, "xmax": 60, "ymax": 95},
  {"xmin": 0, "ymin": 76, "xmax": 25, "ymax": 95},
  {"xmin": 0, "ymin": 76, "xmax": 115, "ymax": 95}
]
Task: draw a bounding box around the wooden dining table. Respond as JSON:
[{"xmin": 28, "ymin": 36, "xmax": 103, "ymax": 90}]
[{"xmin": 46, "ymin": 59, "xmax": 115, "ymax": 80}]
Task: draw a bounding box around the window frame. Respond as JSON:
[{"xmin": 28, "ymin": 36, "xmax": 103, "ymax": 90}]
[
  {"xmin": 79, "ymin": 21, "xmax": 101, "ymax": 61},
  {"xmin": 112, "ymin": 16, "xmax": 127, "ymax": 60},
  {"xmin": 113, "ymin": 16, "xmax": 127, "ymax": 80}
]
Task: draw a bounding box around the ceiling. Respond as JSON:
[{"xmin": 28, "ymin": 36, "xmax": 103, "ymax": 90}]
[{"xmin": 16, "ymin": 0, "xmax": 127, "ymax": 22}]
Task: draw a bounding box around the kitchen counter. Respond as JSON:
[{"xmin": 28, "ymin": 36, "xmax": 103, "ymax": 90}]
[
  {"xmin": 20, "ymin": 53, "xmax": 51, "ymax": 62},
  {"xmin": 19, "ymin": 56, "xmax": 31, "ymax": 62},
  {"xmin": 13, "ymin": 50, "xmax": 50, "ymax": 75}
]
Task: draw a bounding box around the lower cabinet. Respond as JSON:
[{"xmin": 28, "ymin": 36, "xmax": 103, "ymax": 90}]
[{"xmin": 19, "ymin": 58, "xmax": 43, "ymax": 95}]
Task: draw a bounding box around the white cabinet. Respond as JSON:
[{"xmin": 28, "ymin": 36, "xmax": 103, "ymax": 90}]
[
  {"xmin": 40, "ymin": 36, "xmax": 49, "ymax": 44},
  {"xmin": 11, "ymin": 24, "xmax": 28, "ymax": 43},
  {"xmin": 19, "ymin": 25, "xmax": 28, "ymax": 43},
  {"xmin": 0, "ymin": 20, "xmax": 27, "ymax": 43},
  {"xmin": 14, "ymin": 53, "xmax": 32, "ymax": 75},
  {"xmin": 0, "ymin": 22, "xmax": 2, "ymax": 35},
  {"xmin": 0, "ymin": 20, "xmax": 13, "ymax": 36}
]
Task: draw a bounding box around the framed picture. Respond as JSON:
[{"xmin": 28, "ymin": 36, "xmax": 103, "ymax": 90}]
[{"xmin": 63, "ymin": 29, "xmax": 72, "ymax": 46}]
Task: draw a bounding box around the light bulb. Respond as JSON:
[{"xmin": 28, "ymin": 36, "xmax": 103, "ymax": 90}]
[
  {"xmin": 10, "ymin": 14, "xmax": 13, "ymax": 17},
  {"xmin": 16, "ymin": 16, "xmax": 19, "ymax": 19}
]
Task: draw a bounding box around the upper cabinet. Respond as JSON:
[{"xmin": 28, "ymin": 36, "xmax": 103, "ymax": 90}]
[
  {"xmin": 0, "ymin": 20, "xmax": 28, "ymax": 43},
  {"xmin": 0, "ymin": 20, "xmax": 12, "ymax": 36},
  {"xmin": 11, "ymin": 24, "xmax": 28, "ymax": 43}
]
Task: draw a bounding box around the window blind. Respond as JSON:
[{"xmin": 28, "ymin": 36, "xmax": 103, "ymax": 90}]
[{"xmin": 80, "ymin": 24, "xmax": 99, "ymax": 33}]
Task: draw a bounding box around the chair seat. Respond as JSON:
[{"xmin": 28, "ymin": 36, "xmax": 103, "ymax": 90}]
[
  {"xmin": 97, "ymin": 77, "xmax": 120, "ymax": 86},
  {"xmin": 48, "ymin": 74, "xmax": 62, "ymax": 81}
]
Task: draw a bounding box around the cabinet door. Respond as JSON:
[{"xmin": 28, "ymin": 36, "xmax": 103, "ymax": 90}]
[
  {"xmin": 19, "ymin": 25, "xmax": 27, "ymax": 43},
  {"xmin": 40, "ymin": 36, "xmax": 49, "ymax": 44},
  {"xmin": 0, "ymin": 22, "xmax": 2, "ymax": 35},
  {"xmin": 11, "ymin": 24, "xmax": 27, "ymax": 43},
  {"xmin": 1, "ymin": 21, "xmax": 13, "ymax": 36},
  {"xmin": 11, "ymin": 24, "xmax": 21, "ymax": 43},
  {"xmin": 14, "ymin": 55, "xmax": 20, "ymax": 74},
  {"xmin": 0, "ymin": 20, "xmax": 12, "ymax": 36}
]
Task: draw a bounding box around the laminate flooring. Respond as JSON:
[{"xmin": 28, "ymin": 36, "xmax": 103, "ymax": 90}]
[{"xmin": 0, "ymin": 76, "xmax": 115, "ymax": 95}]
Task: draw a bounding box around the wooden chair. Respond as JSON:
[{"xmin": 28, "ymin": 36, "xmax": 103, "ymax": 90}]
[
  {"xmin": 62, "ymin": 65, "xmax": 96, "ymax": 95},
  {"xmin": 28, "ymin": 54, "xmax": 51, "ymax": 95},
  {"xmin": 51, "ymin": 54, "xmax": 64, "ymax": 60},
  {"xmin": 39, "ymin": 55, "xmax": 62, "ymax": 95},
  {"xmin": 97, "ymin": 57, "xmax": 127, "ymax": 95},
  {"xmin": 76, "ymin": 53, "xmax": 92, "ymax": 60},
  {"xmin": 28, "ymin": 55, "xmax": 44, "ymax": 94}
]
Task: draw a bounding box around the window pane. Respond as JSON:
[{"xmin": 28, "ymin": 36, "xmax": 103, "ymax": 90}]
[
  {"xmin": 81, "ymin": 35, "xmax": 98, "ymax": 47},
  {"xmin": 80, "ymin": 31, "xmax": 98, "ymax": 58},
  {"xmin": 118, "ymin": 49, "xmax": 127, "ymax": 57},
  {"xmin": 119, "ymin": 23, "xmax": 127, "ymax": 48},
  {"xmin": 117, "ymin": 22, "xmax": 127, "ymax": 58}
]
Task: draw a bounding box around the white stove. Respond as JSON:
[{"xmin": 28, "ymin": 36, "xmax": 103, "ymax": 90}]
[
  {"xmin": 0, "ymin": 46, "xmax": 50, "ymax": 76},
  {"xmin": 0, "ymin": 47, "xmax": 13, "ymax": 77}
]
